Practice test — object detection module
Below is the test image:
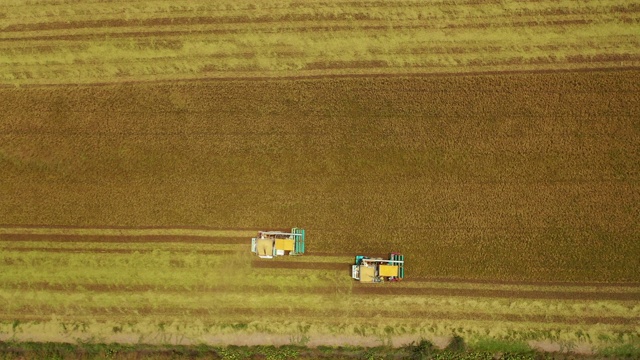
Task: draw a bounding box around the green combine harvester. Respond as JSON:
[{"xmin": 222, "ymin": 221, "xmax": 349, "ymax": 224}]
[
  {"xmin": 352, "ymin": 253, "xmax": 405, "ymax": 283},
  {"xmin": 251, "ymin": 227, "xmax": 305, "ymax": 259}
]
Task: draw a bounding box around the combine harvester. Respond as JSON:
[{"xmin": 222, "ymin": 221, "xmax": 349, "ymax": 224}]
[
  {"xmin": 352, "ymin": 253, "xmax": 405, "ymax": 283},
  {"xmin": 251, "ymin": 227, "xmax": 305, "ymax": 259}
]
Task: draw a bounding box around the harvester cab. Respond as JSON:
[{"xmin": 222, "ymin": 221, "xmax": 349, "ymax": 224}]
[
  {"xmin": 352, "ymin": 253, "xmax": 404, "ymax": 283},
  {"xmin": 251, "ymin": 227, "xmax": 305, "ymax": 259}
]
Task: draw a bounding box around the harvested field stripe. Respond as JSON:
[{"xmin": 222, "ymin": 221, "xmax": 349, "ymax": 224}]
[
  {"xmin": 353, "ymin": 286, "xmax": 640, "ymax": 301},
  {"xmin": 0, "ymin": 241, "xmax": 245, "ymax": 251},
  {"xmin": 3, "ymin": 0, "xmax": 638, "ymax": 84},
  {"xmin": 0, "ymin": 224, "xmax": 259, "ymax": 230},
  {"xmin": 4, "ymin": 287, "xmax": 638, "ymax": 320},
  {"xmin": 0, "ymin": 226, "xmax": 256, "ymax": 237},
  {"xmin": 0, "ymin": 13, "xmax": 621, "ymax": 35},
  {"xmin": 251, "ymin": 260, "xmax": 347, "ymax": 271},
  {"xmin": 0, "ymin": 247, "xmax": 240, "ymax": 255},
  {"xmin": 0, "ymin": 234, "xmax": 250, "ymax": 244},
  {"xmin": 5, "ymin": 64, "xmax": 638, "ymax": 87},
  {"xmin": 0, "ymin": 283, "xmax": 336, "ymax": 294},
  {"xmin": 3, "ymin": 306, "xmax": 637, "ymax": 326}
]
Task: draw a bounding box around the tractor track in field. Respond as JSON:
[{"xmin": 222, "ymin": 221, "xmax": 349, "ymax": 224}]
[{"xmin": 3, "ymin": 307, "xmax": 638, "ymax": 326}]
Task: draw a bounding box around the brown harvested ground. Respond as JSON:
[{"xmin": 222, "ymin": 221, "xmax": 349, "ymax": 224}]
[{"xmin": 1, "ymin": 69, "xmax": 639, "ymax": 282}]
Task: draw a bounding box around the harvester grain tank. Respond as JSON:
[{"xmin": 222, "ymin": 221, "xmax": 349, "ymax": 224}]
[
  {"xmin": 352, "ymin": 253, "xmax": 404, "ymax": 283},
  {"xmin": 251, "ymin": 227, "xmax": 305, "ymax": 258}
]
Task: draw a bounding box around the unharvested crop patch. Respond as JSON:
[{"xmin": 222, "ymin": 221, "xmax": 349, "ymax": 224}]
[{"xmin": 1, "ymin": 69, "xmax": 638, "ymax": 283}]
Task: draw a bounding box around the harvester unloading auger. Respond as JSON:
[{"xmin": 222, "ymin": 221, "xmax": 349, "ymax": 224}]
[
  {"xmin": 251, "ymin": 227, "xmax": 305, "ymax": 259},
  {"xmin": 352, "ymin": 253, "xmax": 405, "ymax": 283}
]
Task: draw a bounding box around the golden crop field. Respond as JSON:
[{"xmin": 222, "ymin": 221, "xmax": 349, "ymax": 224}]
[
  {"xmin": 1, "ymin": 0, "xmax": 640, "ymax": 357},
  {"xmin": 1, "ymin": 70, "xmax": 639, "ymax": 282}
]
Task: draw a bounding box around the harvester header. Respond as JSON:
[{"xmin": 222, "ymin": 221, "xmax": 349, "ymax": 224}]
[
  {"xmin": 251, "ymin": 227, "xmax": 305, "ymax": 259},
  {"xmin": 352, "ymin": 253, "xmax": 404, "ymax": 283}
]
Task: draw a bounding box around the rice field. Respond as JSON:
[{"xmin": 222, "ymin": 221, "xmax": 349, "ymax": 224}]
[
  {"xmin": 1, "ymin": 70, "xmax": 639, "ymax": 283},
  {"xmin": 1, "ymin": 0, "xmax": 640, "ymax": 356},
  {"xmin": 1, "ymin": 69, "xmax": 639, "ymax": 354}
]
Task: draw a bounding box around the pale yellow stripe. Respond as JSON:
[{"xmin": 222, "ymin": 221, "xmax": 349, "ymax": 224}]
[{"xmin": 0, "ymin": 227, "xmax": 256, "ymax": 237}]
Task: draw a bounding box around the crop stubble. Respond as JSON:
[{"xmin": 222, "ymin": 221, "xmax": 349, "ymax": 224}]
[{"xmin": 1, "ymin": 0, "xmax": 639, "ymax": 84}]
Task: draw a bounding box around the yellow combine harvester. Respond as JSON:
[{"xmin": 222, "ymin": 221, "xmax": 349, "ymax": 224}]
[
  {"xmin": 251, "ymin": 228, "xmax": 305, "ymax": 259},
  {"xmin": 352, "ymin": 254, "xmax": 405, "ymax": 283}
]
